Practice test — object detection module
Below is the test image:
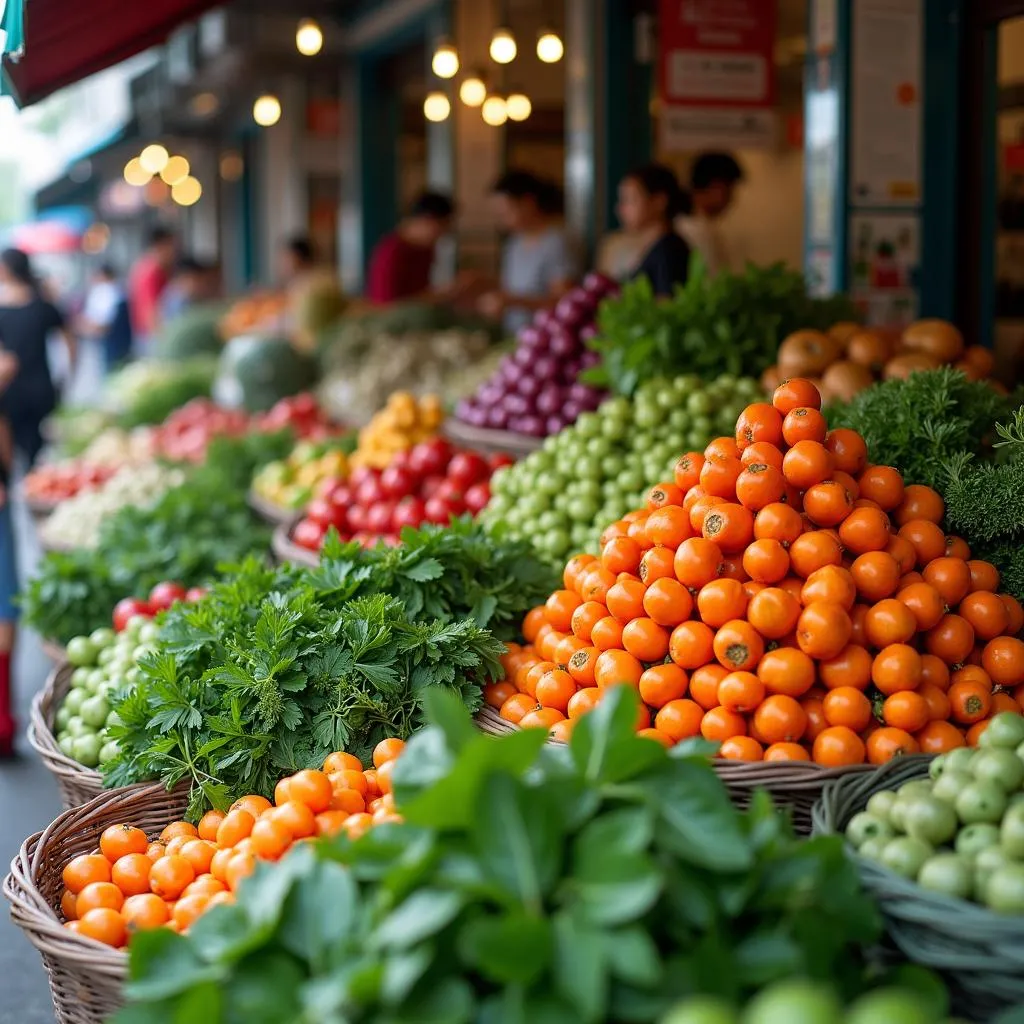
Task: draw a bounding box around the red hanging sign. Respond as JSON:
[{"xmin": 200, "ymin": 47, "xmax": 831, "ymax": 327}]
[{"xmin": 659, "ymin": 0, "xmax": 778, "ymax": 150}]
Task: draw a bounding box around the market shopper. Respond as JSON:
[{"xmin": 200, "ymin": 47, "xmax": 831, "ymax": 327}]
[
  {"xmin": 79, "ymin": 264, "xmax": 133, "ymax": 372},
  {"xmin": 675, "ymin": 152, "xmax": 743, "ymax": 277},
  {"xmin": 128, "ymin": 226, "xmax": 177, "ymax": 345},
  {"xmin": 0, "ymin": 349, "xmax": 19, "ymax": 759},
  {"xmin": 478, "ymin": 171, "xmax": 577, "ymax": 335},
  {"xmin": 276, "ymin": 235, "xmax": 316, "ymax": 288},
  {"xmin": 618, "ymin": 164, "xmax": 692, "ymax": 296},
  {"xmin": 365, "ymin": 192, "xmax": 456, "ymax": 305},
  {"xmin": 0, "ymin": 247, "xmax": 77, "ymax": 466}
]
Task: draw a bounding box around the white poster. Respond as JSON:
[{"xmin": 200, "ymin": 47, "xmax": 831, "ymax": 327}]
[
  {"xmin": 849, "ymin": 212, "xmax": 920, "ymax": 327},
  {"xmin": 850, "ymin": 0, "xmax": 922, "ymax": 206}
]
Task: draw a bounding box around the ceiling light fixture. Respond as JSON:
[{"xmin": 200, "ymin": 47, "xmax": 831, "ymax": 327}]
[{"xmin": 489, "ymin": 28, "xmax": 516, "ymax": 64}]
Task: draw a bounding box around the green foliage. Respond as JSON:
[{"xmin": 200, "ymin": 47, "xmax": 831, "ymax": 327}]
[
  {"xmin": 154, "ymin": 304, "xmax": 226, "ymax": 361},
  {"xmin": 21, "ymin": 432, "xmax": 292, "ymax": 642},
  {"xmin": 103, "ymin": 522, "xmax": 556, "ymax": 815},
  {"xmin": 585, "ymin": 263, "xmax": 858, "ymax": 396},
  {"xmin": 118, "ymin": 688, "xmax": 882, "ymax": 1024},
  {"xmin": 827, "ymin": 368, "xmax": 1015, "ymax": 491},
  {"xmin": 109, "ymin": 358, "xmax": 218, "ymax": 428},
  {"xmin": 943, "ymin": 407, "xmax": 1024, "ymax": 600}
]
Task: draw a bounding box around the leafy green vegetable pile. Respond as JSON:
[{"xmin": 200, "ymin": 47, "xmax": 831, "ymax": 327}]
[
  {"xmin": 106, "ymin": 358, "xmax": 218, "ymax": 428},
  {"xmin": 944, "ymin": 409, "xmax": 1024, "ymax": 601},
  {"xmin": 827, "ymin": 368, "xmax": 1015, "ymax": 492},
  {"xmin": 104, "ymin": 522, "xmax": 558, "ymax": 816},
  {"xmin": 118, "ymin": 688, "xmax": 883, "ymax": 1024},
  {"xmin": 22, "ymin": 432, "xmax": 293, "ymax": 642},
  {"xmin": 585, "ymin": 263, "xmax": 858, "ymax": 396}
]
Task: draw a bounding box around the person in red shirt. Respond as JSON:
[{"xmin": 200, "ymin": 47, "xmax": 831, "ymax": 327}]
[
  {"xmin": 366, "ymin": 192, "xmax": 454, "ymax": 305},
  {"xmin": 128, "ymin": 226, "xmax": 177, "ymax": 342}
]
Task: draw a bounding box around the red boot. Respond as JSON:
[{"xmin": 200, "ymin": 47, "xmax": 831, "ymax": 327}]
[{"xmin": 0, "ymin": 652, "xmax": 15, "ymax": 758}]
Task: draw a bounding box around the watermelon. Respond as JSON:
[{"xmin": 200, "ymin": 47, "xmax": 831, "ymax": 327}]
[
  {"xmin": 154, "ymin": 304, "xmax": 227, "ymax": 360},
  {"xmin": 214, "ymin": 335, "xmax": 319, "ymax": 412}
]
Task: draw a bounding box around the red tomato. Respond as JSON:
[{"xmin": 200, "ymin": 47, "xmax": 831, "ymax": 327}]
[
  {"xmin": 185, "ymin": 587, "xmax": 207, "ymax": 602},
  {"xmin": 447, "ymin": 452, "xmax": 490, "ymax": 490},
  {"xmin": 113, "ymin": 598, "xmax": 153, "ymax": 632},
  {"xmin": 306, "ymin": 498, "xmax": 345, "ymax": 529},
  {"xmin": 464, "ymin": 482, "xmax": 491, "ymax": 515},
  {"xmin": 420, "ymin": 475, "xmax": 446, "ymax": 499},
  {"xmin": 425, "ymin": 496, "xmax": 462, "ymax": 525},
  {"xmin": 408, "ymin": 439, "xmax": 452, "ymax": 478},
  {"xmin": 322, "ymin": 481, "xmax": 352, "ymax": 507},
  {"xmin": 355, "ymin": 477, "xmax": 386, "ymax": 507},
  {"xmin": 348, "ymin": 466, "xmax": 379, "ymax": 488},
  {"xmin": 365, "ymin": 502, "xmax": 396, "ymax": 535},
  {"xmin": 380, "ymin": 465, "xmax": 417, "ymax": 499},
  {"xmin": 488, "ymin": 453, "xmax": 514, "ymax": 470},
  {"xmin": 392, "ymin": 498, "xmax": 427, "ymax": 532},
  {"xmin": 148, "ymin": 582, "xmax": 187, "ymax": 611},
  {"xmin": 348, "ymin": 505, "xmax": 369, "ymax": 533},
  {"xmin": 292, "ymin": 518, "xmax": 327, "ymax": 551}
]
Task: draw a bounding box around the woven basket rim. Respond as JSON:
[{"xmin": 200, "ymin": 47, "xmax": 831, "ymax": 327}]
[
  {"xmin": 442, "ymin": 418, "xmax": 541, "ymax": 458},
  {"xmin": 40, "ymin": 637, "xmax": 67, "ymax": 663},
  {"xmin": 27, "ymin": 662, "xmax": 104, "ymax": 790},
  {"xmin": 811, "ymin": 755, "xmax": 1024, "ymax": 936},
  {"xmin": 270, "ymin": 522, "xmax": 319, "ymax": 567},
  {"xmin": 4, "ymin": 781, "xmax": 189, "ymax": 976},
  {"xmin": 247, "ymin": 488, "xmax": 301, "ymax": 527}
]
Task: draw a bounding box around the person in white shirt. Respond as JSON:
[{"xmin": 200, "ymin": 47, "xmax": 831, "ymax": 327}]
[
  {"xmin": 675, "ymin": 153, "xmax": 744, "ymax": 278},
  {"xmin": 79, "ymin": 264, "xmax": 132, "ymax": 372}
]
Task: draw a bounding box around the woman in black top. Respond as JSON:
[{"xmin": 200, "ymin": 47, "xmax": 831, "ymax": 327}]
[
  {"xmin": 616, "ymin": 164, "xmax": 692, "ymax": 297},
  {"xmin": 0, "ymin": 248, "xmax": 76, "ymax": 466},
  {"xmin": 0, "ymin": 350, "xmax": 18, "ymax": 757}
]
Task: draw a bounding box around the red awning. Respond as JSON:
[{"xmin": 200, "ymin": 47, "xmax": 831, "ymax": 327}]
[{"xmin": 3, "ymin": 0, "xmax": 221, "ymax": 105}]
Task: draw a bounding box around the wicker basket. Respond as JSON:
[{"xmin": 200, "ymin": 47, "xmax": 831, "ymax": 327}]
[
  {"xmin": 27, "ymin": 663, "xmax": 104, "ymax": 809},
  {"xmin": 270, "ymin": 523, "xmax": 319, "ymax": 568},
  {"xmin": 247, "ymin": 489, "xmax": 300, "ymax": 527},
  {"xmin": 812, "ymin": 755, "xmax": 1024, "ymax": 1019},
  {"xmin": 40, "ymin": 638, "xmax": 67, "ymax": 663},
  {"xmin": 475, "ymin": 707, "xmax": 873, "ymax": 834},
  {"xmin": 443, "ymin": 419, "xmax": 541, "ymax": 459},
  {"xmin": 4, "ymin": 782, "xmax": 188, "ymax": 1024}
]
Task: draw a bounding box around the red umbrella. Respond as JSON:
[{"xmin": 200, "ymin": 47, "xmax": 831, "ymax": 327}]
[{"xmin": 9, "ymin": 220, "xmax": 82, "ymax": 254}]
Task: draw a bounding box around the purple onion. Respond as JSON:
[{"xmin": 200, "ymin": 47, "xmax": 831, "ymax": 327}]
[
  {"xmin": 518, "ymin": 325, "xmax": 544, "ymax": 349},
  {"xmin": 583, "ymin": 271, "xmax": 617, "ymax": 295},
  {"xmin": 542, "ymin": 415, "xmax": 565, "ymax": 435},
  {"xmin": 498, "ymin": 357, "xmax": 519, "ymax": 383},
  {"xmin": 455, "ymin": 399, "xmax": 475, "ymax": 420},
  {"xmin": 582, "ymin": 389, "xmax": 605, "ymax": 411},
  {"xmin": 465, "ymin": 405, "xmax": 488, "ymax": 427},
  {"xmin": 533, "ymin": 355, "xmax": 557, "ymax": 381},
  {"xmin": 513, "ymin": 345, "xmax": 534, "ymax": 368},
  {"xmin": 580, "ymin": 350, "xmax": 601, "ymax": 369},
  {"xmin": 562, "ymin": 400, "xmax": 584, "ymax": 423},
  {"xmin": 579, "ymin": 324, "xmax": 598, "ymax": 344},
  {"xmin": 516, "ymin": 374, "xmax": 542, "ymax": 398},
  {"xmin": 548, "ymin": 327, "xmax": 579, "ymax": 359},
  {"xmin": 535, "ymin": 385, "xmax": 565, "ymax": 417},
  {"xmin": 517, "ymin": 415, "xmax": 545, "ymax": 437},
  {"xmin": 561, "ymin": 359, "xmax": 583, "ymax": 382},
  {"xmin": 533, "ymin": 309, "xmax": 555, "ymax": 331},
  {"xmin": 567, "ymin": 382, "xmax": 593, "ymax": 404},
  {"xmin": 478, "ymin": 382, "xmax": 504, "ymax": 406},
  {"xmin": 487, "ymin": 405, "xmax": 510, "ymax": 430},
  {"xmin": 502, "ymin": 393, "xmax": 529, "ymax": 417}
]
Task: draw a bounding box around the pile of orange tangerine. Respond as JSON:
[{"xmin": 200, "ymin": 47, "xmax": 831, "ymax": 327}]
[
  {"xmin": 58, "ymin": 739, "xmax": 405, "ymax": 947},
  {"xmin": 488, "ymin": 378, "xmax": 1024, "ymax": 765}
]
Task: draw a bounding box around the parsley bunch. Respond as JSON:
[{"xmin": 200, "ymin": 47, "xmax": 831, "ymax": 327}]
[
  {"xmin": 827, "ymin": 368, "xmax": 1014, "ymax": 491},
  {"xmin": 119, "ymin": 688, "xmax": 884, "ymax": 1024},
  {"xmin": 586, "ymin": 263, "xmax": 857, "ymax": 396},
  {"xmin": 104, "ymin": 523, "xmax": 555, "ymax": 815}
]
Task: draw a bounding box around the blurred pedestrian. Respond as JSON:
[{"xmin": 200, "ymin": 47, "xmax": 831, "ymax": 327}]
[
  {"xmin": 276, "ymin": 235, "xmax": 316, "ymax": 289},
  {"xmin": 0, "ymin": 248, "xmax": 77, "ymax": 466},
  {"xmin": 676, "ymin": 152, "xmax": 744, "ymax": 277},
  {"xmin": 80, "ymin": 264, "xmax": 133, "ymax": 373},
  {"xmin": 128, "ymin": 226, "xmax": 177, "ymax": 345},
  {"xmin": 0, "ymin": 348, "xmax": 20, "ymax": 758}
]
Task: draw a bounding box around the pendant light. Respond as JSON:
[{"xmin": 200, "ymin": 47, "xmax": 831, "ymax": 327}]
[
  {"xmin": 424, "ymin": 91, "xmax": 452, "ymax": 122},
  {"xmin": 459, "ymin": 73, "xmax": 487, "ymax": 108},
  {"xmin": 537, "ymin": 29, "xmax": 564, "ymax": 63},
  {"xmin": 253, "ymin": 94, "xmax": 282, "ymax": 127},
  {"xmin": 139, "ymin": 144, "xmax": 169, "ymax": 175},
  {"xmin": 431, "ymin": 38, "xmax": 459, "ymax": 79},
  {"xmin": 489, "ymin": 28, "xmax": 516, "ymax": 64},
  {"xmin": 295, "ymin": 19, "xmax": 323, "ymax": 56},
  {"xmin": 481, "ymin": 95, "xmax": 508, "ymax": 126},
  {"xmin": 506, "ymin": 91, "xmax": 532, "ymax": 122}
]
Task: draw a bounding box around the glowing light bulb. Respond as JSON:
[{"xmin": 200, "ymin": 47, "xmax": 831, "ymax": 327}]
[
  {"xmin": 253, "ymin": 94, "xmax": 282, "ymax": 126},
  {"xmin": 431, "ymin": 41, "xmax": 459, "ymax": 79},
  {"xmin": 537, "ymin": 31, "xmax": 563, "ymax": 63},
  {"xmin": 123, "ymin": 158, "xmax": 151, "ymax": 187},
  {"xmin": 296, "ymin": 19, "xmax": 323, "ymax": 56},
  {"xmin": 423, "ymin": 91, "xmax": 452, "ymax": 123},
  {"xmin": 139, "ymin": 144, "xmax": 169, "ymax": 175},
  {"xmin": 172, "ymin": 176, "xmax": 202, "ymax": 206},
  {"xmin": 481, "ymin": 95, "xmax": 508, "ymax": 126},
  {"xmin": 160, "ymin": 155, "xmax": 190, "ymax": 186},
  {"xmin": 459, "ymin": 75, "xmax": 487, "ymax": 107},
  {"xmin": 506, "ymin": 92, "xmax": 532, "ymax": 122},
  {"xmin": 489, "ymin": 28, "xmax": 516, "ymax": 64}
]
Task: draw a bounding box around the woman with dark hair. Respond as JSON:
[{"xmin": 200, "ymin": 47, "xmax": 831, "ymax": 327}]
[
  {"xmin": 478, "ymin": 170, "xmax": 577, "ymax": 334},
  {"xmin": 0, "ymin": 348, "xmax": 20, "ymax": 757},
  {"xmin": 616, "ymin": 164, "xmax": 692, "ymax": 296},
  {"xmin": 0, "ymin": 247, "xmax": 76, "ymax": 466}
]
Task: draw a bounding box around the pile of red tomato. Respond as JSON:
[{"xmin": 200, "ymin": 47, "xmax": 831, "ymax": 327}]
[
  {"xmin": 291, "ymin": 438, "xmax": 510, "ymax": 550},
  {"xmin": 153, "ymin": 395, "xmax": 337, "ymax": 464},
  {"xmin": 111, "ymin": 581, "xmax": 207, "ymax": 632},
  {"xmin": 24, "ymin": 463, "xmax": 118, "ymax": 505}
]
